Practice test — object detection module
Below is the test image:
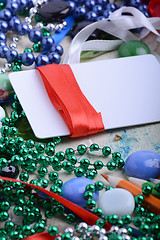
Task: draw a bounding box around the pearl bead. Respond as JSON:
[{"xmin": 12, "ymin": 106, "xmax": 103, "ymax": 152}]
[
  {"xmin": 98, "ymin": 235, "xmax": 108, "ymax": 240},
  {"xmin": 0, "ymin": 67, "xmax": 6, "ymax": 73},
  {"xmin": 9, "ymin": 43, "xmax": 17, "ymax": 49},
  {"xmin": 109, "ymin": 226, "xmax": 119, "ymax": 233},
  {"xmin": 72, "ymin": 237, "xmax": 80, "ymax": 240},
  {"xmin": 46, "ymin": 23, "xmax": 56, "ymax": 31},
  {"xmin": 24, "ymin": 17, "xmax": 32, "ymax": 25},
  {"xmin": 77, "ymin": 222, "xmax": 88, "ymax": 232},
  {"xmin": 12, "ymin": 36, "xmax": 19, "ymax": 43},
  {"xmin": 29, "ymin": 7, "xmax": 37, "ymax": 16},
  {"xmin": 118, "ymin": 228, "xmax": 128, "ymax": 235},
  {"xmin": 35, "ymin": 22, "xmax": 44, "ymax": 29},
  {"xmin": 64, "ymin": 227, "xmax": 74, "ymax": 236}
]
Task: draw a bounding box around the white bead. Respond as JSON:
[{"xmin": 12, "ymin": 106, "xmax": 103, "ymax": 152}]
[
  {"xmin": 47, "ymin": 23, "xmax": 55, "ymax": 31},
  {"xmin": 24, "ymin": 17, "xmax": 32, "ymax": 25},
  {"xmin": 77, "ymin": 222, "xmax": 88, "ymax": 232},
  {"xmin": 12, "ymin": 36, "xmax": 19, "ymax": 43},
  {"xmin": 109, "ymin": 226, "xmax": 119, "ymax": 233},
  {"xmin": 9, "ymin": 43, "xmax": 17, "ymax": 49},
  {"xmin": 97, "ymin": 189, "xmax": 135, "ymax": 217},
  {"xmin": 122, "ymin": 234, "xmax": 131, "ymax": 240},
  {"xmin": 90, "ymin": 225, "xmax": 100, "ymax": 235},
  {"xmin": 35, "ymin": 0, "xmax": 43, "ymax": 7},
  {"xmin": 83, "ymin": 232, "xmax": 92, "ymax": 239},
  {"xmin": 58, "ymin": 23, "xmax": 64, "ymax": 30},
  {"xmin": 64, "ymin": 227, "xmax": 74, "ymax": 236},
  {"xmin": 72, "ymin": 237, "xmax": 80, "ymax": 240},
  {"xmin": 4, "ymin": 62, "xmax": 12, "ymax": 70},
  {"xmin": 29, "ymin": 7, "xmax": 37, "ymax": 16},
  {"xmin": 100, "ymin": 229, "xmax": 107, "ymax": 235},
  {"xmin": 62, "ymin": 21, "xmax": 67, "ymax": 27},
  {"xmin": 28, "ymin": 25, "xmax": 33, "ymax": 30},
  {"xmin": 35, "ymin": 22, "xmax": 43, "ymax": 29},
  {"xmin": 0, "ymin": 67, "xmax": 6, "ymax": 73},
  {"xmin": 54, "ymin": 237, "xmax": 61, "ymax": 240},
  {"xmin": 0, "ymin": 106, "xmax": 5, "ymax": 121},
  {"xmin": 98, "ymin": 235, "xmax": 108, "ymax": 240},
  {"xmin": 118, "ymin": 228, "xmax": 128, "ymax": 235}
]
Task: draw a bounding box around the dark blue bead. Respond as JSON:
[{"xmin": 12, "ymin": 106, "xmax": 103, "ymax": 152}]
[
  {"xmin": 50, "ymin": 44, "xmax": 63, "ymax": 55},
  {"xmin": 103, "ymin": 9, "xmax": 112, "ymax": 18},
  {"xmin": 29, "ymin": 29, "xmax": 42, "ymax": 43},
  {"xmin": 0, "ymin": 9, "xmax": 12, "ymax": 21},
  {"xmin": 5, "ymin": 49, "xmax": 18, "ymax": 62},
  {"xmin": 35, "ymin": 54, "xmax": 50, "ymax": 67},
  {"xmin": 97, "ymin": 0, "xmax": 109, "ymax": 5},
  {"xmin": 27, "ymin": 0, "xmax": 34, "ymax": 8},
  {"xmin": 6, "ymin": 2, "xmax": 19, "ymax": 15},
  {"xmin": 17, "ymin": 23, "xmax": 29, "ymax": 35},
  {"xmin": 17, "ymin": 0, "xmax": 27, "ymax": 10},
  {"xmin": 0, "ymin": 32, "xmax": 7, "ymax": 42},
  {"xmin": 74, "ymin": 0, "xmax": 85, "ymax": 4},
  {"xmin": 143, "ymin": 11, "xmax": 150, "ymax": 17},
  {"xmin": 138, "ymin": 4, "xmax": 149, "ymax": 12},
  {"xmin": 75, "ymin": 6, "xmax": 86, "ymax": 19},
  {"xmin": 21, "ymin": 52, "xmax": 35, "ymax": 66},
  {"xmin": 129, "ymin": 0, "xmax": 142, "ymax": 8},
  {"xmin": 0, "ymin": 20, "xmax": 9, "ymax": 33},
  {"xmin": 48, "ymin": 52, "xmax": 61, "ymax": 64},
  {"xmin": 85, "ymin": 0, "xmax": 96, "ymax": 9},
  {"xmin": 92, "ymin": 5, "xmax": 103, "ymax": 15},
  {"xmin": 86, "ymin": 11, "xmax": 97, "ymax": 21},
  {"xmin": 96, "ymin": 15, "xmax": 106, "ymax": 21},
  {"xmin": 9, "ymin": 16, "xmax": 21, "ymax": 31},
  {"xmin": 41, "ymin": 36, "xmax": 54, "ymax": 50},
  {"xmin": 105, "ymin": 3, "xmax": 118, "ymax": 12},
  {"xmin": 67, "ymin": 1, "xmax": 76, "ymax": 11},
  {"xmin": 0, "ymin": 46, "xmax": 9, "ymax": 58},
  {"xmin": 0, "ymin": 41, "xmax": 6, "ymax": 47}
]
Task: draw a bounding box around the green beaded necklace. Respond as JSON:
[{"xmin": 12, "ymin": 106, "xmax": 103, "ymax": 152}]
[{"xmin": 0, "ymin": 94, "xmax": 160, "ymax": 240}]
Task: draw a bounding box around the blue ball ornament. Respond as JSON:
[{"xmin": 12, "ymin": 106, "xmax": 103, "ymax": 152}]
[
  {"xmin": 21, "ymin": 52, "xmax": 35, "ymax": 66},
  {"xmin": 61, "ymin": 177, "xmax": 99, "ymax": 207},
  {"xmin": 124, "ymin": 150, "xmax": 160, "ymax": 180}
]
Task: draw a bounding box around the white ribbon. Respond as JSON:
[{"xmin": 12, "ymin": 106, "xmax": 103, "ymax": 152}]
[{"xmin": 63, "ymin": 6, "xmax": 160, "ymax": 64}]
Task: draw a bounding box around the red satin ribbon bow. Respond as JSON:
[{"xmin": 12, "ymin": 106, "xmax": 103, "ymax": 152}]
[{"xmin": 36, "ymin": 64, "xmax": 104, "ymax": 138}]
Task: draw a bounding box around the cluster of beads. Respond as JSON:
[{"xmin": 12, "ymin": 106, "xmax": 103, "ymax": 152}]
[
  {"xmin": 0, "ymin": 0, "xmax": 65, "ymax": 73},
  {"xmin": 66, "ymin": 0, "xmax": 150, "ymax": 22}
]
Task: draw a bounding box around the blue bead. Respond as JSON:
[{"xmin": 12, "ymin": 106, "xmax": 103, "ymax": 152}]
[
  {"xmin": 0, "ymin": 41, "xmax": 6, "ymax": 47},
  {"xmin": 41, "ymin": 36, "xmax": 54, "ymax": 50},
  {"xmin": 6, "ymin": 2, "xmax": 19, "ymax": 14},
  {"xmin": 86, "ymin": 11, "xmax": 97, "ymax": 21},
  {"xmin": 48, "ymin": 52, "xmax": 61, "ymax": 64},
  {"xmin": 124, "ymin": 150, "xmax": 160, "ymax": 180},
  {"xmin": 35, "ymin": 54, "xmax": 50, "ymax": 67},
  {"xmin": 18, "ymin": 0, "xmax": 27, "ymax": 10},
  {"xmin": 0, "ymin": 32, "xmax": 7, "ymax": 42},
  {"xmin": 21, "ymin": 52, "xmax": 35, "ymax": 66},
  {"xmin": 85, "ymin": 0, "xmax": 96, "ymax": 9},
  {"xmin": 129, "ymin": 0, "xmax": 141, "ymax": 8},
  {"xmin": 92, "ymin": 5, "xmax": 103, "ymax": 15},
  {"xmin": 67, "ymin": 1, "xmax": 76, "ymax": 11},
  {"xmin": 29, "ymin": 29, "xmax": 42, "ymax": 43},
  {"xmin": 75, "ymin": 6, "xmax": 86, "ymax": 19},
  {"xmin": 96, "ymin": 15, "xmax": 106, "ymax": 21},
  {"xmin": 103, "ymin": 9, "xmax": 112, "ymax": 18},
  {"xmin": 105, "ymin": 3, "xmax": 118, "ymax": 12},
  {"xmin": 17, "ymin": 23, "xmax": 29, "ymax": 35},
  {"xmin": 0, "ymin": 20, "xmax": 9, "ymax": 33},
  {"xmin": 5, "ymin": 49, "xmax": 18, "ymax": 62},
  {"xmin": 27, "ymin": 0, "xmax": 34, "ymax": 8},
  {"xmin": 0, "ymin": 46, "xmax": 9, "ymax": 58},
  {"xmin": 97, "ymin": 0, "xmax": 109, "ymax": 5},
  {"xmin": 61, "ymin": 177, "xmax": 99, "ymax": 207},
  {"xmin": 50, "ymin": 44, "xmax": 63, "ymax": 56},
  {"xmin": 9, "ymin": 16, "xmax": 21, "ymax": 31},
  {"xmin": 0, "ymin": 9, "xmax": 12, "ymax": 21}
]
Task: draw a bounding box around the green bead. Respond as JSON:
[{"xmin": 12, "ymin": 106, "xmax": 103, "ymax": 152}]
[
  {"xmin": 62, "ymin": 161, "xmax": 73, "ymax": 172},
  {"xmin": 116, "ymin": 219, "xmax": 124, "ymax": 227},
  {"xmin": 11, "ymin": 155, "xmax": 21, "ymax": 165},
  {"xmin": 24, "ymin": 48, "xmax": 32, "ymax": 53},
  {"xmin": 135, "ymin": 194, "xmax": 144, "ymax": 205},
  {"xmin": 45, "ymin": 146, "xmax": 55, "ymax": 156},
  {"xmin": 108, "ymin": 214, "xmax": 119, "ymax": 224},
  {"xmin": 13, "ymin": 64, "xmax": 21, "ymax": 72},
  {"xmin": 0, "ymin": 2, "xmax": 5, "ymax": 10},
  {"xmin": 139, "ymin": 224, "xmax": 150, "ymax": 234},
  {"xmin": 15, "ymin": 137, "xmax": 24, "ymax": 146},
  {"xmin": 121, "ymin": 214, "xmax": 132, "ymax": 224},
  {"xmin": 3, "ymin": 186, "xmax": 12, "ymax": 196},
  {"xmin": 67, "ymin": 155, "xmax": 77, "ymax": 164},
  {"xmin": 86, "ymin": 199, "xmax": 96, "ymax": 209},
  {"xmin": 38, "ymin": 166, "xmax": 48, "ymax": 177},
  {"xmin": 90, "ymin": 143, "xmax": 99, "ymax": 151},
  {"xmin": 54, "ymin": 179, "xmax": 63, "ymax": 187},
  {"xmin": 50, "ymin": 185, "xmax": 62, "ymax": 195},
  {"xmin": 55, "ymin": 205, "xmax": 65, "ymax": 215},
  {"xmin": 61, "ymin": 233, "xmax": 71, "ymax": 240},
  {"xmin": 150, "ymin": 223, "xmax": 160, "ymax": 234},
  {"xmin": 85, "ymin": 170, "xmax": 95, "ymax": 180},
  {"xmin": 1, "ymin": 126, "xmax": 9, "ymax": 136},
  {"xmin": 77, "ymin": 144, "xmax": 87, "ymax": 155},
  {"xmin": 65, "ymin": 148, "xmax": 75, "ymax": 158},
  {"xmin": 142, "ymin": 185, "xmax": 152, "ymax": 195},
  {"xmin": 19, "ymin": 172, "xmax": 29, "ymax": 182},
  {"xmin": 0, "ymin": 212, "xmax": 9, "ymax": 221},
  {"xmin": 5, "ymin": 221, "xmax": 15, "ymax": 232},
  {"xmin": 80, "ymin": 158, "xmax": 90, "ymax": 169},
  {"xmin": 36, "ymin": 143, "xmax": 45, "ymax": 153},
  {"xmin": 93, "ymin": 208, "xmax": 103, "ymax": 217},
  {"xmin": 1, "ymin": 117, "xmax": 10, "ymax": 126},
  {"xmin": 48, "ymin": 226, "xmax": 58, "ymax": 237},
  {"xmin": 48, "ymin": 172, "xmax": 59, "ymax": 181},
  {"xmin": 83, "ymin": 191, "xmax": 94, "ymax": 200},
  {"xmin": 95, "ymin": 181, "xmax": 104, "ymax": 191},
  {"xmin": 106, "ymin": 161, "xmax": 116, "ymax": 170},
  {"xmin": 135, "ymin": 206, "xmax": 146, "ymax": 216},
  {"xmin": 116, "ymin": 159, "xmax": 125, "ymax": 168},
  {"xmin": 0, "ymin": 229, "xmax": 7, "ymax": 237},
  {"xmin": 55, "ymin": 151, "xmax": 65, "ymax": 161},
  {"xmin": 96, "ymin": 219, "xmax": 105, "ymax": 228},
  {"xmin": 9, "ymin": 231, "xmax": 19, "ymax": 240},
  {"xmin": 102, "ymin": 146, "xmax": 111, "ymax": 156},
  {"xmin": 85, "ymin": 184, "xmax": 95, "ymax": 193},
  {"xmin": 0, "ymin": 158, "xmax": 8, "ymax": 168},
  {"xmin": 94, "ymin": 160, "xmax": 103, "ymax": 170},
  {"xmin": 39, "ymin": 177, "xmax": 49, "ymax": 188},
  {"xmin": 14, "ymin": 206, "xmax": 23, "ymax": 216},
  {"xmin": 155, "ymin": 183, "xmax": 160, "ymax": 192},
  {"xmin": 35, "ymin": 13, "xmax": 41, "ymax": 22},
  {"xmin": 52, "ymin": 136, "xmax": 61, "ymax": 144},
  {"xmin": 22, "ymin": 225, "xmax": 32, "ymax": 235},
  {"xmin": 0, "ymin": 201, "xmax": 10, "ymax": 211},
  {"xmin": 65, "ymin": 213, "xmax": 75, "ymax": 224},
  {"xmin": 112, "ymin": 152, "xmax": 121, "ymax": 161},
  {"xmin": 118, "ymin": 40, "xmax": 150, "ymax": 57},
  {"xmin": 53, "ymin": 163, "xmax": 62, "ymax": 171},
  {"xmin": 74, "ymin": 167, "xmax": 85, "ymax": 177},
  {"xmin": 143, "ymin": 217, "xmax": 152, "ymax": 225},
  {"xmin": 34, "ymin": 223, "xmax": 45, "ymax": 233},
  {"xmin": 26, "ymin": 139, "xmax": 35, "ymax": 148}
]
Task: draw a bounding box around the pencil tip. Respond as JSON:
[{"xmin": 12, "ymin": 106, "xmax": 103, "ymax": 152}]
[{"xmin": 101, "ymin": 174, "xmax": 109, "ymax": 180}]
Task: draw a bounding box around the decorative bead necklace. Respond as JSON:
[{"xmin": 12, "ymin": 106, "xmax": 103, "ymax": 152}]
[
  {"xmin": 0, "ymin": 0, "xmax": 151, "ymax": 73},
  {"xmin": 0, "ymin": 94, "xmax": 160, "ymax": 240}
]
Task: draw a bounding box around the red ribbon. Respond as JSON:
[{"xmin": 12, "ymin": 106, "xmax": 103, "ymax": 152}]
[
  {"xmin": 36, "ymin": 64, "xmax": 104, "ymax": 138},
  {"xmin": 0, "ymin": 177, "xmax": 111, "ymax": 240}
]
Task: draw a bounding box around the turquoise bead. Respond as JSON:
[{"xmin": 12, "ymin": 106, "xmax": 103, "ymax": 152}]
[{"xmin": 118, "ymin": 40, "xmax": 150, "ymax": 57}]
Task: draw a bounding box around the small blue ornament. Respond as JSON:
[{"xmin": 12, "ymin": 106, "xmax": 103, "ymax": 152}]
[
  {"xmin": 124, "ymin": 150, "xmax": 160, "ymax": 180},
  {"xmin": 61, "ymin": 177, "xmax": 99, "ymax": 207}
]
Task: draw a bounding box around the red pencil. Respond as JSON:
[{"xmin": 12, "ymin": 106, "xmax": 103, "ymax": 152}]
[{"xmin": 101, "ymin": 174, "xmax": 160, "ymax": 215}]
